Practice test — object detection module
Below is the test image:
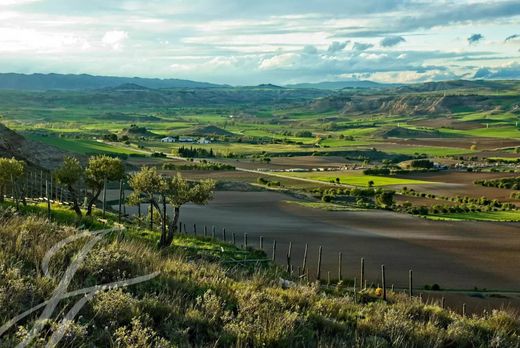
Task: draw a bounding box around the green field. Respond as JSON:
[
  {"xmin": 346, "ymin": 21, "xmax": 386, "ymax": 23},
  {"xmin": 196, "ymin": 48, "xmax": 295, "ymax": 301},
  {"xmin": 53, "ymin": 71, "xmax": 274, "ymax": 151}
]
[
  {"xmin": 425, "ymin": 210, "xmax": 520, "ymax": 222},
  {"xmin": 26, "ymin": 134, "xmax": 143, "ymax": 155},
  {"xmin": 282, "ymin": 172, "xmax": 433, "ymax": 187}
]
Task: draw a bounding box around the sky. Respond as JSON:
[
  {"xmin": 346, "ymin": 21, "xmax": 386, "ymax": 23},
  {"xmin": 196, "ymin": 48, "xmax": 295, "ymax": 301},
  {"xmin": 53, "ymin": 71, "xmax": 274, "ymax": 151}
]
[{"xmin": 0, "ymin": 0, "xmax": 520, "ymax": 85}]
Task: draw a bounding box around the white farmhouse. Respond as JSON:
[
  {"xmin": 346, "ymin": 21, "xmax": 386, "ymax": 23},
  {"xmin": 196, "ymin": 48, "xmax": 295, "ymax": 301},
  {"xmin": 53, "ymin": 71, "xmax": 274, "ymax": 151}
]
[
  {"xmin": 179, "ymin": 136, "xmax": 195, "ymax": 143},
  {"xmin": 160, "ymin": 136, "xmax": 176, "ymax": 143}
]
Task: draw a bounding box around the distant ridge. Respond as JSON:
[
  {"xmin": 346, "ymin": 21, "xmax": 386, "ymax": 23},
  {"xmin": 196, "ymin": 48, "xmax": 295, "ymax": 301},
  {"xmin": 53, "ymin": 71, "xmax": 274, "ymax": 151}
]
[
  {"xmin": 0, "ymin": 73, "xmax": 224, "ymax": 90},
  {"xmin": 285, "ymin": 80, "xmax": 398, "ymax": 90}
]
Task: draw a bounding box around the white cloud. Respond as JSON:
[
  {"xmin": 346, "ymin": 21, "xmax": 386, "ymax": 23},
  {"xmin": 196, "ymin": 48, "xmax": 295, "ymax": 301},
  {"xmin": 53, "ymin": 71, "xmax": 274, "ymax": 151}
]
[
  {"xmin": 101, "ymin": 30, "xmax": 128, "ymax": 50},
  {"xmin": 259, "ymin": 53, "xmax": 298, "ymax": 70}
]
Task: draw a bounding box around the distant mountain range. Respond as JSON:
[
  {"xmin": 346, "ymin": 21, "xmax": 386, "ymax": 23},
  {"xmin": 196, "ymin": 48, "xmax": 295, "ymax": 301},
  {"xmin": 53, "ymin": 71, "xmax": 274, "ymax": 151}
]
[
  {"xmin": 285, "ymin": 80, "xmax": 399, "ymax": 90},
  {"xmin": 0, "ymin": 73, "xmax": 224, "ymax": 90}
]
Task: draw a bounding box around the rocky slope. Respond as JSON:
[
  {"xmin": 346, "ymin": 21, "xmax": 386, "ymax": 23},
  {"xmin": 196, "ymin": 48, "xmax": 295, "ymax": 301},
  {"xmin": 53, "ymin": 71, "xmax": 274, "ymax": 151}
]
[{"xmin": 0, "ymin": 123, "xmax": 70, "ymax": 169}]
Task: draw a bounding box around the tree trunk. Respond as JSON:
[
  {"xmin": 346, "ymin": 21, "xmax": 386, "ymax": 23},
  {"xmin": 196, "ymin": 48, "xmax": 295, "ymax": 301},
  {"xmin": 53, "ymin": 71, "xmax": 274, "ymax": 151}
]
[
  {"xmin": 68, "ymin": 184, "xmax": 82, "ymax": 217},
  {"xmin": 160, "ymin": 206, "xmax": 180, "ymax": 248},
  {"xmin": 86, "ymin": 187, "xmax": 102, "ymax": 216}
]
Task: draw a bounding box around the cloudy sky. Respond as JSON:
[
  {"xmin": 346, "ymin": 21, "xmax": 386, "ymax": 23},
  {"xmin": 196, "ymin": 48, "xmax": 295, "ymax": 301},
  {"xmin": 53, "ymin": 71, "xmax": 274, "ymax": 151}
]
[{"xmin": 1, "ymin": 0, "xmax": 520, "ymax": 85}]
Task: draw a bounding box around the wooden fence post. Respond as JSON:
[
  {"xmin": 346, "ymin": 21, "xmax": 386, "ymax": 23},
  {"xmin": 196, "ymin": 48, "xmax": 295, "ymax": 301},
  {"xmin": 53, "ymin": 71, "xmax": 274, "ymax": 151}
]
[
  {"xmin": 212, "ymin": 225, "xmax": 215, "ymax": 238},
  {"xmin": 118, "ymin": 179, "xmax": 123, "ymax": 223},
  {"xmin": 260, "ymin": 236, "xmax": 264, "ymax": 250},
  {"xmin": 462, "ymin": 303, "xmax": 466, "ymax": 317},
  {"xmin": 409, "ymin": 270, "xmax": 413, "ymax": 298},
  {"xmin": 381, "ymin": 264, "xmax": 386, "ymax": 301},
  {"xmin": 102, "ymin": 177, "xmax": 107, "ymax": 219},
  {"xmin": 302, "ymin": 243, "xmax": 308, "ymax": 275},
  {"xmin": 316, "ymin": 246, "xmax": 323, "ymax": 281},
  {"xmin": 360, "ymin": 258, "xmax": 365, "ymax": 290},
  {"xmin": 272, "ymin": 240, "xmax": 277, "ymax": 261},
  {"xmin": 338, "ymin": 252, "xmax": 343, "ymax": 282},
  {"xmin": 223, "ymin": 228, "xmax": 226, "ymax": 241},
  {"xmin": 232, "ymin": 231, "xmax": 235, "ymax": 245},
  {"xmin": 204, "ymin": 226, "xmax": 208, "ymax": 237},
  {"xmin": 244, "ymin": 233, "xmax": 248, "ymax": 248},
  {"xmin": 161, "ymin": 195, "xmax": 167, "ymax": 237},
  {"xmin": 286, "ymin": 242, "xmax": 292, "ymax": 273},
  {"xmin": 441, "ymin": 297, "xmax": 445, "ymax": 309},
  {"xmin": 193, "ymin": 223, "xmax": 197, "ymax": 235},
  {"xmin": 45, "ymin": 180, "xmax": 51, "ymax": 220}
]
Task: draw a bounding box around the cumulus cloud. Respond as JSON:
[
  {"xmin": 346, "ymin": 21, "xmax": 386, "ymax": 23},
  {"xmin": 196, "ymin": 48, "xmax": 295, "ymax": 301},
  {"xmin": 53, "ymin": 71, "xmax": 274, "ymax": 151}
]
[
  {"xmin": 352, "ymin": 42, "xmax": 373, "ymax": 51},
  {"xmin": 467, "ymin": 33, "xmax": 484, "ymax": 45},
  {"xmin": 101, "ymin": 30, "xmax": 128, "ymax": 50},
  {"xmin": 380, "ymin": 36, "xmax": 405, "ymax": 47},
  {"xmin": 327, "ymin": 41, "xmax": 349, "ymax": 54},
  {"xmin": 301, "ymin": 45, "xmax": 318, "ymax": 55}
]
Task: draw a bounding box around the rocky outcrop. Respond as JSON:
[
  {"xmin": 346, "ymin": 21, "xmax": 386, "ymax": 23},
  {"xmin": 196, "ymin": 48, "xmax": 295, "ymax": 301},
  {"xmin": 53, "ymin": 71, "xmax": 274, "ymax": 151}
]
[{"xmin": 0, "ymin": 123, "xmax": 70, "ymax": 169}]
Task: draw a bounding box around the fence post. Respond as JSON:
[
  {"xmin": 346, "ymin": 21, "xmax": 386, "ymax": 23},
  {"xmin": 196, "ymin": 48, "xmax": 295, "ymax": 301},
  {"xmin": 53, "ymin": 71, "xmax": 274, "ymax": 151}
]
[
  {"xmin": 223, "ymin": 228, "xmax": 226, "ymax": 241},
  {"xmin": 45, "ymin": 180, "xmax": 51, "ymax": 220},
  {"xmin": 272, "ymin": 240, "xmax": 277, "ymax": 261},
  {"xmin": 118, "ymin": 179, "xmax": 123, "ymax": 223},
  {"xmin": 260, "ymin": 236, "xmax": 264, "ymax": 250},
  {"xmin": 193, "ymin": 223, "xmax": 197, "ymax": 235},
  {"xmin": 102, "ymin": 177, "xmax": 107, "ymax": 219},
  {"xmin": 381, "ymin": 264, "xmax": 386, "ymax": 301},
  {"xmin": 204, "ymin": 225, "xmax": 208, "ymax": 237},
  {"xmin": 302, "ymin": 243, "xmax": 308, "ymax": 274},
  {"xmin": 462, "ymin": 303, "xmax": 466, "ymax": 317},
  {"xmin": 316, "ymin": 246, "xmax": 322, "ymax": 281},
  {"xmin": 360, "ymin": 258, "xmax": 365, "ymax": 290},
  {"xmin": 161, "ymin": 195, "xmax": 167, "ymax": 237},
  {"xmin": 338, "ymin": 252, "xmax": 343, "ymax": 282},
  {"xmin": 183, "ymin": 223, "xmax": 186, "ymax": 234},
  {"xmin": 243, "ymin": 233, "xmax": 248, "ymax": 248},
  {"xmin": 409, "ymin": 270, "xmax": 413, "ymax": 298},
  {"xmin": 441, "ymin": 297, "xmax": 445, "ymax": 309},
  {"xmin": 232, "ymin": 231, "xmax": 235, "ymax": 245},
  {"xmin": 286, "ymin": 242, "xmax": 292, "ymax": 273},
  {"xmin": 212, "ymin": 225, "xmax": 215, "ymax": 238}
]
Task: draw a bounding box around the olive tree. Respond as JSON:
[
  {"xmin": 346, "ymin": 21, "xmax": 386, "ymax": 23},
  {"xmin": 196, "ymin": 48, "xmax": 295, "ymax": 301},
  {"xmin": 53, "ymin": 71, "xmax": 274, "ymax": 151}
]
[
  {"xmin": 162, "ymin": 173, "xmax": 214, "ymax": 247},
  {"xmin": 0, "ymin": 157, "xmax": 25, "ymax": 203},
  {"xmin": 127, "ymin": 166, "xmax": 166, "ymax": 231},
  {"xmin": 128, "ymin": 168, "xmax": 215, "ymax": 248},
  {"xmin": 54, "ymin": 156, "xmax": 83, "ymax": 217},
  {"xmin": 85, "ymin": 155, "xmax": 125, "ymax": 216}
]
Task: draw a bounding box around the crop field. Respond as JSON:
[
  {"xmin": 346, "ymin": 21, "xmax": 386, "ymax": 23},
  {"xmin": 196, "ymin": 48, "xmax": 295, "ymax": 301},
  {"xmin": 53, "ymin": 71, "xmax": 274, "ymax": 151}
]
[
  {"xmin": 25, "ymin": 134, "xmax": 143, "ymax": 155},
  {"xmin": 282, "ymin": 171, "xmax": 434, "ymax": 187}
]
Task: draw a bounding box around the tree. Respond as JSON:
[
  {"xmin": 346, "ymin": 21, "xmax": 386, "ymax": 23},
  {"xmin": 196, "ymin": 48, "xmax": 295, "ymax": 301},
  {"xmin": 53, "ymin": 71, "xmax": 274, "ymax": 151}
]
[
  {"xmin": 161, "ymin": 173, "xmax": 214, "ymax": 248},
  {"xmin": 54, "ymin": 156, "xmax": 83, "ymax": 217},
  {"xmin": 368, "ymin": 180, "xmax": 375, "ymax": 188},
  {"xmin": 84, "ymin": 155, "xmax": 125, "ymax": 216},
  {"xmin": 0, "ymin": 157, "xmax": 25, "ymax": 203},
  {"xmin": 375, "ymin": 190, "xmax": 395, "ymax": 208},
  {"xmin": 127, "ymin": 166, "xmax": 166, "ymax": 231}
]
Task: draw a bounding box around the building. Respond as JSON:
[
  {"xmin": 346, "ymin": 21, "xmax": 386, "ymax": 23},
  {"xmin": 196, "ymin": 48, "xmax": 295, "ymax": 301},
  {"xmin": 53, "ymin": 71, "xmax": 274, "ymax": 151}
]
[
  {"xmin": 179, "ymin": 136, "xmax": 195, "ymax": 143},
  {"xmin": 197, "ymin": 137, "xmax": 211, "ymax": 144},
  {"xmin": 160, "ymin": 136, "xmax": 176, "ymax": 143}
]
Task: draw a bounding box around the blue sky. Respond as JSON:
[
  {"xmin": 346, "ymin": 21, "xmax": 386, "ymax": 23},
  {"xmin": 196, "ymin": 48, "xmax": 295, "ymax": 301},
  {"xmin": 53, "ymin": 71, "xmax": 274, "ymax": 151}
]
[{"xmin": 1, "ymin": 0, "xmax": 519, "ymax": 85}]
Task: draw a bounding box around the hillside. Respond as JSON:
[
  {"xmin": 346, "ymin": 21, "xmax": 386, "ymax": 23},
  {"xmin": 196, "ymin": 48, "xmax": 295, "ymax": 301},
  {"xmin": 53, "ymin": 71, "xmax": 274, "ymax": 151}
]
[
  {"xmin": 0, "ymin": 73, "xmax": 223, "ymax": 90},
  {"xmin": 311, "ymin": 93, "xmax": 520, "ymax": 115},
  {"xmin": 0, "ymin": 123, "xmax": 70, "ymax": 169},
  {"xmin": 1, "ymin": 202, "xmax": 519, "ymax": 347}
]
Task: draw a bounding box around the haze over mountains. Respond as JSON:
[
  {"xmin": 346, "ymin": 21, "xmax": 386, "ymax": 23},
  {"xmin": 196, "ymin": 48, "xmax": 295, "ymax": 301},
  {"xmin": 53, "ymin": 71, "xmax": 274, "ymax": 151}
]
[{"xmin": 0, "ymin": 73, "xmax": 399, "ymax": 91}]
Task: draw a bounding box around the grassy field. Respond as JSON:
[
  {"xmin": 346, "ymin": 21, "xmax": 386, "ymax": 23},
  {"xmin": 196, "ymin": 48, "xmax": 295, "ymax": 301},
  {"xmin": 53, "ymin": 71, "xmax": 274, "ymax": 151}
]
[
  {"xmin": 2, "ymin": 201, "xmax": 520, "ymax": 346},
  {"xmin": 425, "ymin": 210, "xmax": 520, "ymax": 222},
  {"xmin": 282, "ymin": 171, "xmax": 433, "ymax": 187},
  {"xmin": 25, "ymin": 134, "xmax": 143, "ymax": 155}
]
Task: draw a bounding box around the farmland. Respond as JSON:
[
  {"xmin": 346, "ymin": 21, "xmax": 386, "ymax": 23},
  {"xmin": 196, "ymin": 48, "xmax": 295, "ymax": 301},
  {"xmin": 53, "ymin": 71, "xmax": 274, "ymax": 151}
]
[{"xmin": 0, "ymin": 78, "xmax": 519, "ymax": 321}]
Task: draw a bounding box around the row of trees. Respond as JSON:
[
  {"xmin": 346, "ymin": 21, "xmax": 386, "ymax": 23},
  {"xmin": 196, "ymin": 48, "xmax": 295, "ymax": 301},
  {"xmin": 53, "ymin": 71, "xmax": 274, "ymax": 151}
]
[
  {"xmin": 1, "ymin": 155, "xmax": 215, "ymax": 248},
  {"xmin": 475, "ymin": 177, "xmax": 520, "ymax": 190}
]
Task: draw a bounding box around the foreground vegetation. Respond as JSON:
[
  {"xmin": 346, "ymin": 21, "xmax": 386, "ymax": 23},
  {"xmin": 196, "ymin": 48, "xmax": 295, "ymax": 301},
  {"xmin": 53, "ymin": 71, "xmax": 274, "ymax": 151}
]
[{"xmin": 1, "ymin": 204, "xmax": 520, "ymax": 347}]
